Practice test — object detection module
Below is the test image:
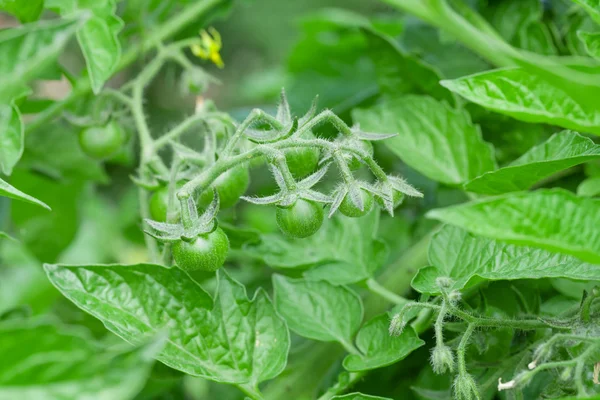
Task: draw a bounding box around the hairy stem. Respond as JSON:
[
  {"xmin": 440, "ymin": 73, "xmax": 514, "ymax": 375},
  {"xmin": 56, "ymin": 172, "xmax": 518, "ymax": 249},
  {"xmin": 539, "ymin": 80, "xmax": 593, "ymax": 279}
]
[
  {"xmin": 579, "ymin": 287, "xmax": 599, "ymax": 323},
  {"xmin": 176, "ymin": 136, "xmax": 387, "ymax": 202},
  {"xmin": 448, "ymin": 303, "xmax": 559, "ymax": 330},
  {"xmin": 457, "ymin": 324, "xmax": 476, "ymax": 375},
  {"xmin": 434, "ymin": 300, "xmax": 447, "ymax": 348},
  {"xmin": 333, "ymin": 151, "xmax": 355, "ymax": 184},
  {"xmin": 382, "ymin": 0, "xmax": 516, "ymax": 68}
]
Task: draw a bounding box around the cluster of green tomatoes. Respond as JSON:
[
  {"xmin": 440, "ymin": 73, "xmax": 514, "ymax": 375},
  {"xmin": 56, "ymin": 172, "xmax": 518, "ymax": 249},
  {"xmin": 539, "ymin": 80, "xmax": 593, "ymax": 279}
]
[
  {"xmin": 77, "ymin": 113, "xmax": 405, "ymax": 273},
  {"xmin": 144, "ymin": 137, "xmax": 390, "ymax": 272}
]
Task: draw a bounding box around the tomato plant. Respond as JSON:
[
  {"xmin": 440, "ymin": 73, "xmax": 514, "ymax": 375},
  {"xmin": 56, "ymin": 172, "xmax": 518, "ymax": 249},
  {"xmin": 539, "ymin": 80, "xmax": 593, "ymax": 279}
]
[{"xmin": 2, "ymin": 0, "xmax": 600, "ymax": 399}]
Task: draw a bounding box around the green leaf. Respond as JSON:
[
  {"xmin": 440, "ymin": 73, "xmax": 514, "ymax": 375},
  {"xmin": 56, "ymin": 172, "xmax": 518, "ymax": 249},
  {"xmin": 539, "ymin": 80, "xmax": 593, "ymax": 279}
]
[
  {"xmin": 342, "ymin": 315, "xmax": 424, "ymax": 371},
  {"xmin": 578, "ymin": 176, "xmax": 600, "ymax": 197},
  {"xmin": 361, "ymin": 29, "xmax": 457, "ymax": 105},
  {"xmin": 77, "ymin": 13, "xmax": 122, "ymax": 93},
  {"xmin": 19, "ymin": 122, "xmax": 107, "ymax": 182},
  {"xmin": 44, "ymin": 264, "xmax": 289, "ymax": 385},
  {"xmin": 11, "ymin": 171, "xmax": 80, "ymax": 262},
  {"xmin": 0, "ymin": 177, "xmax": 50, "ymax": 210},
  {"xmin": 0, "ymin": 0, "xmax": 44, "ymax": 22},
  {"xmin": 573, "ymin": 0, "xmax": 600, "ymax": 25},
  {"xmin": 465, "ymin": 131, "xmax": 600, "ymax": 194},
  {"xmin": 427, "ymin": 189, "xmax": 600, "ymax": 264},
  {"xmin": 353, "ymin": 95, "xmax": 496, "ymax": 185},
  {"xmin": 0, "ymin": 232, "xmax": 15, "ymax": 241},
  {"xmin": 46, "ymin": 0, "xmax": 123, "ymax": 93},
  {"xmin": 247, "ymin": 211, "xmax": 386, "ymax": 285},
  {"xmin": 286, "ymin": 9, "xmax": 377, "ymax": 111},
  {"xmin": 211, "ymin": 270, "xmax": 290, "ymax": 386},
  {"xmin": 0, "ymin": 103, "xmax": 22, "ymax": 175},
  {"xmin": 0, "ymin": 240, "xmax": 57, "ymax": 315},
  {"xmin": 332, "ymin": 393, "xmax": 392, "ymax": 400},
  {"xmin": 0, "ymin": 318, "xmax": 159, "ymax": 400},
  {"xmin": 412, "ymin": 225, "xmax": 600, "ymax": 294},
  {"xmin": 0, "ymin": 18, "xmax": 79, "ymax": 101},
  {"xmin": 486, "ymin": 0, "xmax": 557, "ymax": 55},
  {"xmin": 441, "ymin": 68, "xmax": 600, "ymax": 135},
  {"xmin": 272, "ymin": 275, "xmax": 363, "ymax": 348},
  {"xmin": 578, "ymin": 31, "xmax": 600, "ymax": 60},
  {"xmin": 400, "ymin": 20, "xmax": 490, "ymax": 79}
]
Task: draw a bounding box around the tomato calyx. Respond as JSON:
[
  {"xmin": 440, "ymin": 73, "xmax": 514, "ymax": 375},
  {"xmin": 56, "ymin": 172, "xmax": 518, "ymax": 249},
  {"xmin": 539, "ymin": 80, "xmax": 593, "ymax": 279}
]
[
  {"xmin": 329, "ymin": 181, "xmax": 375, "ymax": 218},
  {"xmin": 372, "ymin": 176, "xmax": 424, "ymax": 215},
  {"xmin": 144, "ymin": 188, "xmax": 220, "ymax": 243},
  {"xmin": 241, "ymin": 163, "xmax": 332, "ymax": 207}
]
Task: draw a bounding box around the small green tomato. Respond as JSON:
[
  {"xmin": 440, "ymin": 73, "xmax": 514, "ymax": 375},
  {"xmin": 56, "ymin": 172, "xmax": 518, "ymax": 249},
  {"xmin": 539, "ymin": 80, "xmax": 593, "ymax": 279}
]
[
  {"xmin": 276, "ymin": 198, "xmax": 324, "ymax": 238},
  {"xmin": 375, "ymin": 190, "xmax": 405, "ymax": 210},
  {"xmin": 347, "ymin": 140, "xmax": 373, "ymax": 170},
  {"xmin": 172, "ymin": 227, "xmax": 229, "ymax": 272},
  {"xmin": 339, "ymin": 188, "xmax": 374, "ymax": 218},
  {"xmin": 79, "ymin": 120, "xmax": 127, "ymax": 160},
  {"xmin": 285, "ymin": 131, "xmax": 320, "ymax": 178},
  {"xmin": 198, "ymin": 166, "xmax": 250, "ymax": 209},
  {"xmin": 149, "ymin": 182, "xmax": 186, "ymax": 222}
]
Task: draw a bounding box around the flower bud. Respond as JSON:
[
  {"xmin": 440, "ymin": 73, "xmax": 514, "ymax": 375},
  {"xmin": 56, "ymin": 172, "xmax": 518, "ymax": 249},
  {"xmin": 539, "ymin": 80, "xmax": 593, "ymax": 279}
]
[
  {"xmin": 497, "ymin": 378, "xmax": 516, "ymax": 391},
  {"xmin": 453, "ymin": 373, "xmax": 479, "ymax": 400},
  {"xmin": 430, "ymin": 344, "xmax": 455, "ymax": 374},
  {"xmin": 436, "ymin": 276, "xmax": 454, "ymax": 290},
  {"xmin": 448, "ymin": 290, "xmax": 462, "ymax": 305}
]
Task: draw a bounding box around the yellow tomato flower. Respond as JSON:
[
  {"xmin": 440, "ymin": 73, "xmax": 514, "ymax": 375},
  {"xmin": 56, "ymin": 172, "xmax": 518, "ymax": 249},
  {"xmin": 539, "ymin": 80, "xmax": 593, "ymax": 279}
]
[{"xmin": 191, "ymin": 27, "xmax": 224, "ymax": 68}]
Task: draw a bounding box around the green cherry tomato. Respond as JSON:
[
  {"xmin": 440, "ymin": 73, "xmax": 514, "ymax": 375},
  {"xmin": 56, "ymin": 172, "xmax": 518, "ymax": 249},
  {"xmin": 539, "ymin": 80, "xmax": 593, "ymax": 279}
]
[
  {"xmin": 276, "ymin": 198, "xmax": 324, "ymax": 238},
  {"xmin": 198, "ymin": 166, "xmax": 250, "ymax": 209},
  {"xmin": 172, "ymin": 227, "xmax": 229, "ymax": 272},
  {"xmin": 79, "ymin": 120, "xmax": 127, "ymax": 160},
  {"xmin": 375, "ymin": 190, "xmax": 405, "ymax": 210},
  {"xmin": 150, "ymin": 187, "xmax": 177, "ymax": 222},
  {"xmin": 347, "ymin": 140, "xmax": 373, "ymax": 170},
  {"xmin": 339, "ymin": 188, "xmax": 374, "ymax": 218},
  {"xmin": 149, "ymin": 182, "xmax": 187, "ymax": 222},
  {"xmin": 285, "ymin": 131, "xmax": 320, "ymax": 178},
  {"xmin": 149, "ymin": 186, "xmax": 171, "ymax": 222}
]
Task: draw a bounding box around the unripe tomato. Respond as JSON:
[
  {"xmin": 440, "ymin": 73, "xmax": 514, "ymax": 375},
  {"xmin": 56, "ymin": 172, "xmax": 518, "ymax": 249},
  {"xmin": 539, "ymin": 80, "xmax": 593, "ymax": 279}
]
[
  {"xmin": 339, "ymin": 188, "xmax": 374, "ymax": 218},
  {"xmin": 149, "ymin": 187, "xmax": 177, "ymax": 222},
  {"xmin": 149, "ymin": 182, "xmax": 187, "ymax": 222},
  {"xmin": 285, "ymin": 131, "xmax": 320, "ymax": 178},
  {"xmin": 79, "ymin": 120, "xmax": 127, "ymax": 160},
  {"xmin": 375, "ymin": 190, "xmax": 405, "ymax": 210},
  {"xmin": 172, "ymin": 227, "xmax": 229, "ymax": 272},
  {"xmin": 347, "ymin": 140, "xmax": 373, "ymax": 170},
  {"xmin": 276, "ymin": 198, "xmax": 323, "ymax": 238},
  {"xmin": 198, "ymin": 166, "xmax": 250, "ymax": 209}
]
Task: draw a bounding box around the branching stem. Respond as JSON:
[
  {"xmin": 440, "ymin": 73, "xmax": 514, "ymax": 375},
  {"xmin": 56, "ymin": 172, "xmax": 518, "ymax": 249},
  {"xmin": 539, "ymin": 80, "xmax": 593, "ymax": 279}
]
[{"xmin": 457, "ymin": 324, "xmax": 476, "ymax": 375}]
